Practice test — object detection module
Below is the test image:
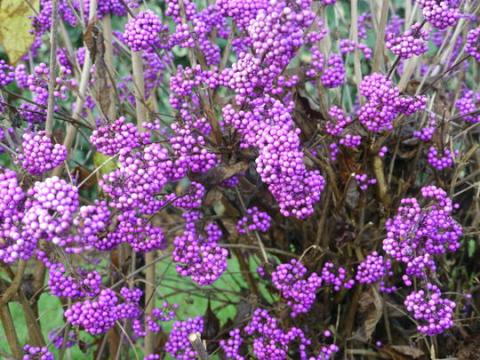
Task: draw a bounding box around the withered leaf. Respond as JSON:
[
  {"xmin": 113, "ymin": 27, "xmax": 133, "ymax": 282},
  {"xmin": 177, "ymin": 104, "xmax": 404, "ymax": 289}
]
[
  {"xmin": 355, "ymin": 287, "xmax": 383, "ymax": 342},
  {"xmin": 83, "ymin": 20, "xmax": 99, "ymax": 64},
  {"xmin": 73, "ymin": 166, "xmax": 97, "ymax": 189},
  {"xmin": 192, "ymin": 161, "xmax": 249, "ymax": 187},
  {"xmin": 380, "ymin": 345, "xmax": 426, "ymax": 360},
  {"xmin": 390, "ymin": 346, "xmax": 425, "ymax": 359},
  {"xmin": 203, "ymin": 299, "xmax": 220, "ymax": 341},
  {"xmin": 93, "ymin": 33, "xmax": 112, "ymax": 118}
]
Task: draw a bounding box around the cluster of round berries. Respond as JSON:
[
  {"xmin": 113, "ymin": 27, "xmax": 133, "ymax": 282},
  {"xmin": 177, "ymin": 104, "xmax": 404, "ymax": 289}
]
[
  {"xmin": 383, "ymin": 185, "xmax": 461, "ymax": 266},
  {"xmin": 404, "ymin": 283, "xmax": 456, "ymax": 335},
  {"xmin": 355, "ymin": 252, "xmax": 392, "ymax": 284},
  {"xmin": 237, "ymin": 207, "xmax": 271, "ymax": 234},
  {"xmin": 354, "ymin": 173, "xmax": 377, "ymax": 191},
  {"xmin": 456, "ymin": 90, "xmax": 480, "ymax": 123},
  {"xmin": 23, "ymin": 177, "xmax": 79, "ymax": 246},
  {"xmin": 326, "ymin": 106, "xmax": 353, "ymax": 136},
  {"xmin": 48, "ymin": 262, "xmax": 102, "ymax": 298},
  {"xmin": 0, "ymin": 168, "xmax": 29, "ymax": 264},
  {"xmin": 380, "ymin": 186, "xmax": 461, "ymax": 333},
  {"xmin": 321, "ymin": 261, "xmax": 355, "ymax": 291},
  {"xmin": 65, "ymin": 287, "xmax": 142, "ymax": 335},
  {"xmin": 48, "ymin": 327, "xmax": 77, "ymax": 349},
  {"xmin": 358, "ymin": 73, "xmax": 425, "ymax": 132},
  {"xmin": 321, "ymin": 54, "xmax": 346, "ymax": 88},
  {"xmin": 272, "ymin": 259, "xmax": 323, "ymax": 317},
  {"xmin": 414, "ymin": 116, "xmax": 437, "ymax": 141},
  {"xmin": 386, "ymin": 23, "xmax": 429, "ymax": 59},
  {"xmin": 100, "ymin": 144, "xmax": 170, "ymax": 214},
  {"xmin": 417, "ymin": 0, "xmax": 460, "ymax": 30},
  {"xmin": 427, "ymin": 145, "xmax": 456, "ymax": 170},
  {"xmin": 306, "ymin": 47, "xmax": 324, "ymax": 78},
  {"xmin": 220, "ymin": 329, "xmax": 244, "ymax": 360},
  {"xmin": 22, "ymin": 345, "xmax": 54, "ymax": 360},
  {"xmin": 339, "ymin": 134, "xmax": 362, "ymax": 149},
  {"xmin": 124, "ymin": 10, "xmax": 164, "ymax": 51},
  {"xmin": 90, "ymin": 117, "xmax": 147, "ymax": 155},
  {"xmin": 466, "ymin": 27, "xmax": 480, "ymax": 62},
  {"xmin": 165, "ymin": 317, "xmax": 204, "ymax": 360},
  {"xmin": 173, "ymin": 214, "xmax": 228, "ymax": 285},
  {"xmin": 339, "ymin": 39, "xmax": 372, "ymax": 60},
  {"xmin": 240, "ymin": 308, "xmax": 338, "ymax": 360},
  {"xmin": 0, "ymin": 59, "xmax": 14, "ymax": 86},
  {"xmin": 18, "ymin": 131, "xmax": 67, "ymax": 175}
]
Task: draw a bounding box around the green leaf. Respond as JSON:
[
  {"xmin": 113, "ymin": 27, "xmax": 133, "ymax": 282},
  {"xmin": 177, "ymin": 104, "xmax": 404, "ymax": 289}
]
[{"xmin": 468, "ymin": 239, "xmax": 476, "ymax": 258}]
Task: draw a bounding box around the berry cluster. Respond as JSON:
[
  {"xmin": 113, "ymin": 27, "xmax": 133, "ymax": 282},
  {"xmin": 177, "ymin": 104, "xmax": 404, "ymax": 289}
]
[
  {"xmin": 321, "ymin": 262, "xmax": 355, "ymax": 291},
  {"xmin": 90, "ymin": 117, "xmax": 147, "ymax": 155},
  {"xmin": 124, "ymin": 10, "xmax": 164, "ymax": 51},
  {"xmin": 0, "ymin": 59, "xmax": 14, "ymax": 86},
  {"xmin": 456, "ymin": 90, "xmax": 480, "ymax": 123},
  {"xmin": 272, "ymin": 259, "xmax": 323, "ymax": 317},
  {"xmin": 417, "ymin": 0, "xmax": 460, "ymax": 30},
  {"xmin": 237, "ymin": 207, "xmax": 271, "ymax": 234},
  {"xmin": 404, "ymin": 283, "xmax": 456, "ymax": 335},
  {"xmin": 383, "ymin": 186, "xmax": 462, "ymax": 267},
  {"xmin": 23, "ymin": 345, "xmax": 54, "ymax": 360},
  {"xmin": 358, "ymin": 73, "xmax": 425, "ymax": 132},
  {"xmin": 355, "ymin": 252, "xmax": 391, "ymax": 284},
  {"xmin": 65, "ymin": 287, "xmax": 142, "ymax": 335},
  {"xmin": 386, "ymin": 23, "xmax": 429, "ymax": 59},
  {"xmin": 165, "ymin": 317, "xmax": 204, "ymax": 360},
  {"xmin": 18, "ymin": 131, "xmax": 67, "ymax": 175},
  {"xmin": 172, "ymin": 214, "xmax": 228, "ymax": 285},
  {"xmin": 466, "ymin": 27, "xmax": 480, "ymax": 62},
  {"xmin": 354, "ymin": 173, "xmax": 377, "ymax": 191},
  {"xmin": 427, "ymin": 145, "xmax": 456, "ymax": 170}
]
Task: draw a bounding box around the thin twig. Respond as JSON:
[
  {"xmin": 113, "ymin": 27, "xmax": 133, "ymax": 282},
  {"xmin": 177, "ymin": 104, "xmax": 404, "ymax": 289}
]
[{"xmin": 45, "ymin": 0, "xmax": 59, "ymax": 135}]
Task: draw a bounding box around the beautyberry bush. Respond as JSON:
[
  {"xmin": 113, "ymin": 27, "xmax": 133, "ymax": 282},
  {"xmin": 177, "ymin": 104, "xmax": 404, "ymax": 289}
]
[{"xmin": 0, "ymin": 0, "xmax": 479, "ymax": 359}]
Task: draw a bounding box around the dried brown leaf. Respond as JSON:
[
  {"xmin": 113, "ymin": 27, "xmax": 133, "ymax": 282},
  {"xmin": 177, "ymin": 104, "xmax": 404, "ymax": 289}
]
[
  {"xmin": 380, "ymin": 345, "xmax": 426, "ymax": 360},
  {"xmin": 355, "ymin": 287, "xmax": 383, "ymax": 342},
  {"xmin": 390, "ymin": 346, "xmax": 424, "ymax": 359}
]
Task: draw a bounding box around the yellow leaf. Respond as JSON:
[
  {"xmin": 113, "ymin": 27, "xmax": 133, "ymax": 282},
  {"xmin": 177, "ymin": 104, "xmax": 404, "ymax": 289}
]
[{"xmin": 0, "ymin": 0, "xmax": 39, "ymax": 64}]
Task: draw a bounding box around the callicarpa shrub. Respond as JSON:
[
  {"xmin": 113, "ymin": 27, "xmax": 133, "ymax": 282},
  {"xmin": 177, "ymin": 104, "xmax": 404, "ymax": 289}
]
[{"xmin": 0, "ymin": 0, "xmax": 480, "ymax": 359}]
